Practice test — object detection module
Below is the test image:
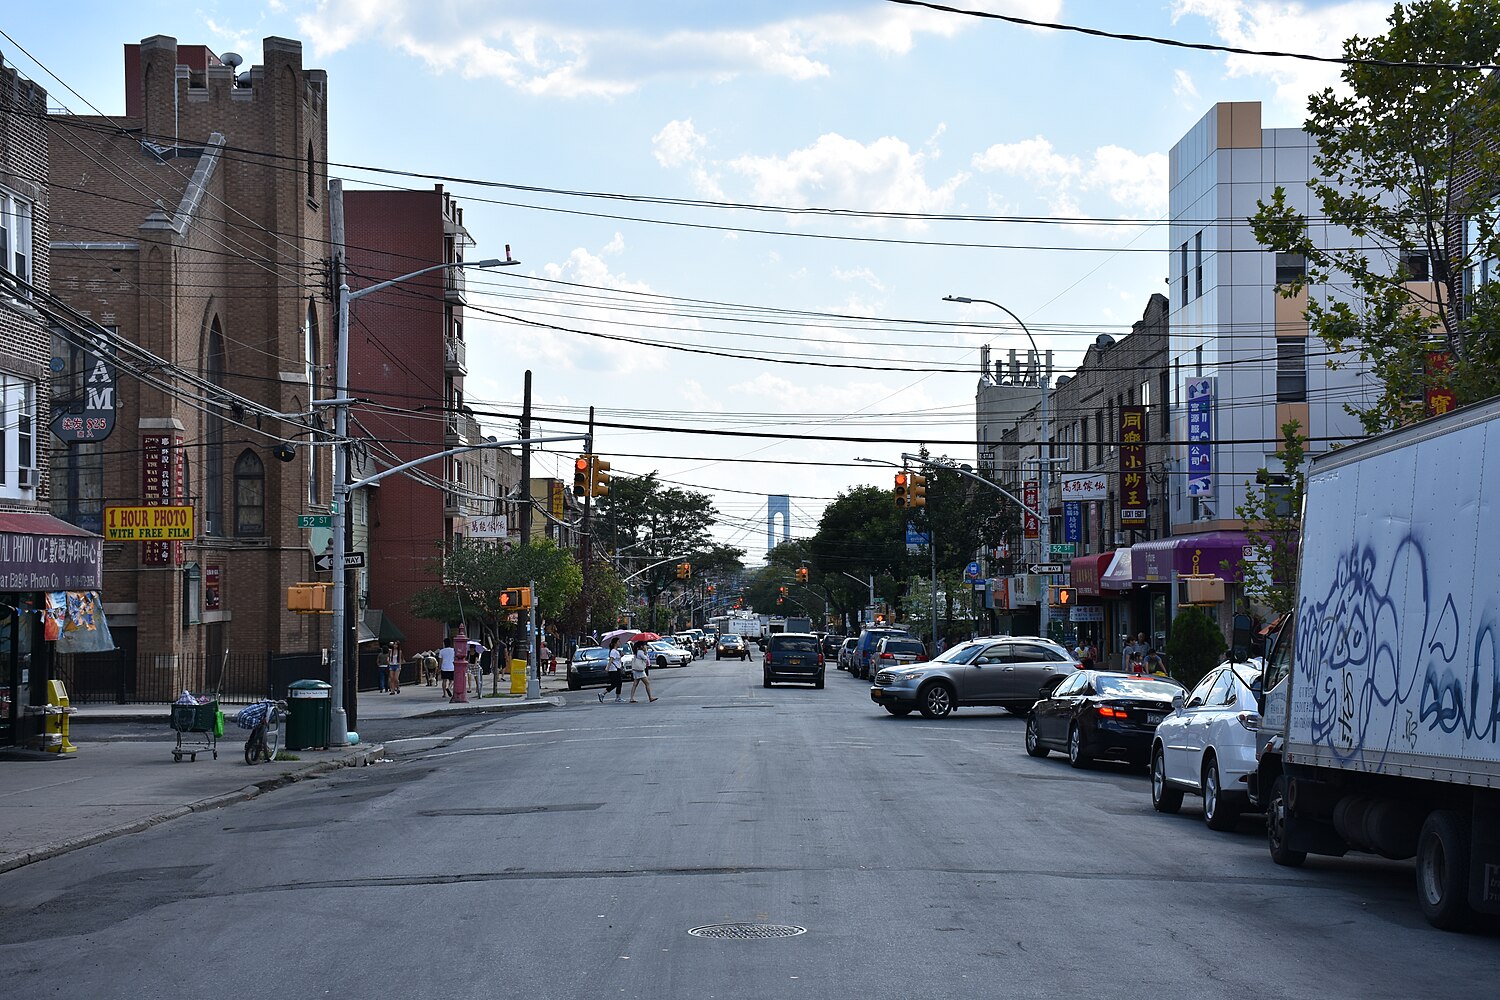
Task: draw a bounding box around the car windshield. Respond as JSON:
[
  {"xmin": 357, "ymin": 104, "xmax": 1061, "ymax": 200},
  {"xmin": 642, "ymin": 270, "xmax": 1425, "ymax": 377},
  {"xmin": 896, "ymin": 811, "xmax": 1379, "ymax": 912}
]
[
  {"xmin": 574, "ymin": 647, "xmax": 607, "ymax": 661},
  {"xmin": 773, "ymin": 637, "xmax": 820, "ymax": 654},
  {"xmin": 1094, "ymin": 675, "xmax": 1184, "ymax": 698}
]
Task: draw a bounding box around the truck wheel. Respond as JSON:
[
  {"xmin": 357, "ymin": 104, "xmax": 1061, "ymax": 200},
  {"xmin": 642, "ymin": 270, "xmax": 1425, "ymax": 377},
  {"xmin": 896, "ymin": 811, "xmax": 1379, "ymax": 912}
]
[
  {"xmin": 1416, "ymin": 809, "xmax": 1472, "ymax": 931},
  {"xmin": 1266, "ymin": 775, "xmax": 1307, "ymax": 868}
]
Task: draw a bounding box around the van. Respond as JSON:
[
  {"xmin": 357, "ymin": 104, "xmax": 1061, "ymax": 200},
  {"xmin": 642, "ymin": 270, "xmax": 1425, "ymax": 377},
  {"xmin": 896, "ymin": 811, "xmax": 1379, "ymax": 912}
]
[{"xmin": 762, "ymin": 632, "xmax": 825, "ymax": 689}]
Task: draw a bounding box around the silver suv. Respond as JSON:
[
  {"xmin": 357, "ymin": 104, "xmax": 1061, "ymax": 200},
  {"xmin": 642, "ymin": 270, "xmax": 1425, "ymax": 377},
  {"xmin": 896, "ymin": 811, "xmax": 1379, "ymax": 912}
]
[{"xmin": 869, "ymin": 636, "xmax": 1079, "ymax": 719}]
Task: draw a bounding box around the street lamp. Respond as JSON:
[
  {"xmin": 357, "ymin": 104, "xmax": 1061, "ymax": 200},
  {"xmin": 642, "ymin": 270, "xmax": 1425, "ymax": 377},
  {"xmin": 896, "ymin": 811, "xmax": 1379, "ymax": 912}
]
[
  {"xmin": 943, "ymin": 295, "xmax": 1054, "ymax": 640},
  {"xmin": 327, "ymin": 253, "xmax": 520, "ymax": 748}
]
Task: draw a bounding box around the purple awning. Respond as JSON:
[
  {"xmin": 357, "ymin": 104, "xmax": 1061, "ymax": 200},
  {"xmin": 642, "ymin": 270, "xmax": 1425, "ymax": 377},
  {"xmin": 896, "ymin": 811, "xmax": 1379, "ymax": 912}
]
[{"xmin": 1132, "ymin": 531, "xmax": 1253, "ymax": 584}]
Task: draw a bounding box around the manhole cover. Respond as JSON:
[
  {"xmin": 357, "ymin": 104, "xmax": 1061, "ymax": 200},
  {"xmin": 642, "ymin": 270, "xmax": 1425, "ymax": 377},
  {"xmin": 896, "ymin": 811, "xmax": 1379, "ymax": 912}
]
[{"xmin": 688, "ymin": 923, "xmax": 806, "ymax": 940}]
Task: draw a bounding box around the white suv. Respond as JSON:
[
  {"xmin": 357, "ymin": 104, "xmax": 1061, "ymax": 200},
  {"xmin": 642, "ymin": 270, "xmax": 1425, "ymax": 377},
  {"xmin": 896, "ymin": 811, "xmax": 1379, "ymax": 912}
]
[{"xmin": 1150, "ymin": 658, "xmax": 1263, "ymax": 830}]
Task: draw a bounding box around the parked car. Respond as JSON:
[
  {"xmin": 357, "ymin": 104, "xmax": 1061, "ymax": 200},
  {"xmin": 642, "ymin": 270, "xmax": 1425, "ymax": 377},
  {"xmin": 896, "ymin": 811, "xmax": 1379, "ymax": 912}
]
[
  {"xmin": 763, "ymin": 632, "xmax": 825, "ymax": 688},
  {"xmin": 673, "ymin": 633, "xmax": 701, "ymax": 658},
  {"xmin": 836, "ymin": 637, "xmax": 859, "ymax": 672},
  {"xmin": 567, "ymin": 646, "xmax": 611, "ymax": 690},
  {"xmin": 853, "ymin": 627, "xmax": 910, "ymax": 679},
  {"xmin": 715, "ymin": 634, "xmax": 750, "ymax": 660},
  {"xmin": 870, "ymin": 636, "xmax": 1078, "ymax": 718},
  {"xmin": 1151, "ymin": 658, "xmax": 1264, "ymax": 829},
  {"xmin": 647, "ymin": 640, "xmax": 692, "ymax": 669},
  {"xmin": 1026, "ymin": 670, "xmax": 1185, "ymax": 768},
  {"xmin": 820, "ymin": 634, "xmax": 844, "ymax": 659}
]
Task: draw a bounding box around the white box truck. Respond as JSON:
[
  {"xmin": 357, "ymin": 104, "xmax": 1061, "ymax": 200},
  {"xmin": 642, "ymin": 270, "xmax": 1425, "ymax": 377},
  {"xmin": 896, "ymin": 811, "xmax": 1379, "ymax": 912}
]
[{"xmin": 1252, "ymin": 397, "xmax": 1500, "ymax": 929}]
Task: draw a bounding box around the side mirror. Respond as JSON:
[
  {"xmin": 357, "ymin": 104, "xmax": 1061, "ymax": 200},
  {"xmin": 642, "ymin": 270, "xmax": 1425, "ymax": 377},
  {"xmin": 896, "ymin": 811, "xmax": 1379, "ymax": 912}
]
[
  {"xmin": 1250, "ymin": 676, "xmax": 1265, "ymax": 714},
  {"xmin": 1231, "ymin": 612, "xmax": 1254, "ymax": 663},
  {"xmin": 1172, "ymin": 693, "xmax": 1185, "ymax": 711}
]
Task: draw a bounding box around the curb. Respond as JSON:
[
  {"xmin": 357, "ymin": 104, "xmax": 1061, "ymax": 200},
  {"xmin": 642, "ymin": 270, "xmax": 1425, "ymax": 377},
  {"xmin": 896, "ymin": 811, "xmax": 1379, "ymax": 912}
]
[
  {"xmin": 406, "ymin": 696, "xmax": 563, "ymax": 719},
  {"xmin": 0, "ymin": 743, "xmax": 386, "ymax": 876}
]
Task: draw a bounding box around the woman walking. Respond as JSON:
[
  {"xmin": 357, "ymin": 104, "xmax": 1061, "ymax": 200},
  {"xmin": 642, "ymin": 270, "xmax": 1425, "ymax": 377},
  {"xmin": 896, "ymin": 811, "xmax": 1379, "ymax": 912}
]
[
  {"xmin": 628, "ymin": 640, "xmax": 658, "ymax": 703},
  {"xmin": 599, "ymin": 641, "xmax": 625, "ymax": 703}
]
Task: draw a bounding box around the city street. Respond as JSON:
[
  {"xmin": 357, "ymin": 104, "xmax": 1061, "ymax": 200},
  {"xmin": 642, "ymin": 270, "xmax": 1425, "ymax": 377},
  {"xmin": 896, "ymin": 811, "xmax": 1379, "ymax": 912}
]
[{"xmin": 1, "ymin": 658, "xmax": 1494, "ymax": 998}]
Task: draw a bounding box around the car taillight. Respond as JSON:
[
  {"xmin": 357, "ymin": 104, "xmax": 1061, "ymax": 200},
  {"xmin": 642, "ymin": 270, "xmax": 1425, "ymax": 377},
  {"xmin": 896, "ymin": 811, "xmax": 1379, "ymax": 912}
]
[
  {"xmin": 1237, "ymin": 711, "xmax": 1261, "ymax": 731},
  {"xmin": 880, "ymin": 652, "xmax": 895, "ymax": 659},
  {"xmin": 818, "ymin": 654, "xmax": 824, "ymax": 666},
  {"xmin": 1097, "ymin": 705, "xmax": 1129, "ymax": 719}
]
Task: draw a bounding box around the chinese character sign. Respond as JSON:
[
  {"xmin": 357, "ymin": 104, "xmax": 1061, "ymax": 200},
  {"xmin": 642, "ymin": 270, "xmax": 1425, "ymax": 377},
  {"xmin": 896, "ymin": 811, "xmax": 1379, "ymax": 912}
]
[
  {"xmin": 1426, "ymin": 351, "xmax": 1457, "ymax": 417},
  {"xmin": 141, "ymin": 434, "xmax": 184, "ymax": 566},
  {"xmin": 1023, "ymin": 480, "xmax": 1040, "ymax": 539},
  {"xmin": 1060, "ymin": 472, "xmax": 1107, "ymax": 502},
  {"xmin": 1064, "ymin": 501, "xmax": 1081, "ymax": 543},
  {"xmin": 1119, "ymin": 405, "xmax": 1148, "ymax": 528},
  {"xmin": 1186, "ymin": 377, "xmax": 1213, "ymax": 497}
]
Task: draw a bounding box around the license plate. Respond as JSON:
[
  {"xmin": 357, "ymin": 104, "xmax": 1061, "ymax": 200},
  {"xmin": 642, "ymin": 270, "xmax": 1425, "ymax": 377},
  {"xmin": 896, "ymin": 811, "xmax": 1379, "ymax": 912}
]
[
  {"xmin": 786, "ymin": 657, "xmax": 803, "ymax": 665},
  {"xmin": 1146, "ymin": 712, "xmax": 1164, "ymax": 724}
]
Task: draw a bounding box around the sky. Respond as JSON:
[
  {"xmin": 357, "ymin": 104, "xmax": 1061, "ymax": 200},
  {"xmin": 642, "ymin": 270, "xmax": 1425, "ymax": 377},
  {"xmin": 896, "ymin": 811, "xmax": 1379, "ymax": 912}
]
[{"xmin": 4, "ymin": 0, "xmax": 1398, "ymax": 562}]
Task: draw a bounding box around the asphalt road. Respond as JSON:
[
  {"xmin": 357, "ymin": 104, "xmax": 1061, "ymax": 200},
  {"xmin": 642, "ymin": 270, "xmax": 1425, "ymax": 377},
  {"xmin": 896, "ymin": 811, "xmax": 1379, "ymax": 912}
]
[{"xmin": 2, "ymin": 658, "xmax": 1495, "ymax": 998}]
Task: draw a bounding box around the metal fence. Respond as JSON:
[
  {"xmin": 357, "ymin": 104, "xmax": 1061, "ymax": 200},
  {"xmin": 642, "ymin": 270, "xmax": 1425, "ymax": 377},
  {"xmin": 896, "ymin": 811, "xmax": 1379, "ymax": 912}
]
[{"xmin": 54, "ymin": 649, "xmax": 414, "ymax": 705}]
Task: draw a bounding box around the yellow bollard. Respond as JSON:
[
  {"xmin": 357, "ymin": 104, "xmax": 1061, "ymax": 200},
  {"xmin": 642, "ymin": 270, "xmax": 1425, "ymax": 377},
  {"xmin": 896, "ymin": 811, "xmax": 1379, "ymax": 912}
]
[
  {"xmin": 44, "ymin": 679, "xmax": 78, "ymax": 754},
  {"xmin": 509, "ymin": 658, "xmax": 528, "ymax": 696}
]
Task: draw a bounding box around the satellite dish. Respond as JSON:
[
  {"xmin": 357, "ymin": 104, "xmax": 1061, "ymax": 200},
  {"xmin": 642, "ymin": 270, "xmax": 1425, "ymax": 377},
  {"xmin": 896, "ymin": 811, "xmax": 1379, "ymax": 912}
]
[{"xmin": 221, "ymin": 52, "xmax": 243, "ymax": 71}]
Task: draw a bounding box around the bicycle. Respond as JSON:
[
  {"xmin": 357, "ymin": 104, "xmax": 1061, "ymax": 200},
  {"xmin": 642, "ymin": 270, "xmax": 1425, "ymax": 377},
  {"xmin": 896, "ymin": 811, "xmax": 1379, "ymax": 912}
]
[{"xmin": 236, "ymin": 699, "xmax": 287, "ymax": 765}]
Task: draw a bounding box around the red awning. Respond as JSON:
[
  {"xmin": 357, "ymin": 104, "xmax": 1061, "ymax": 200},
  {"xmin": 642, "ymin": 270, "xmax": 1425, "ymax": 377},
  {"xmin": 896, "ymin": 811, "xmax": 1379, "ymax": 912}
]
[
  {"xmin": 1069, "ymin": 551, "xmax": 1115, "ymax": 598},
  {"xmin": 0, "ymin": 510, "xmax": 103, "ymax": 592},
  {"xmin": 0, "ymin": 511, "xmax": 98, "ymax": 537}
]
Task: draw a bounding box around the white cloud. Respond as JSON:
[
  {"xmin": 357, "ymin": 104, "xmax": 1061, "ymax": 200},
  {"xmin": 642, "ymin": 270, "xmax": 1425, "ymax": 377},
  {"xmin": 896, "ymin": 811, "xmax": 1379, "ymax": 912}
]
[
  {"xmin": 972, "ymin": 135, "xmax": 1167, "ymax": 217},
  {"xmin": 727, "ymin": 133, "xmax": 969, "ymax": 215},
  {"xmin": 831, "ymin": 266, "xmax": 884, "ymax": 291},
  {"xmin": 651, "ymin": 119, "xmax": 707, "ymax": 168},
  {"xmin": 1173, "ymin": 68, "xmax": 1199, "ymax": 103},
  {"xmin": 1170, "ymin": 0, "xmax": 1392, "ymax": 111},
  {"xmin": 296, "ymin": 1, "xmax": 1063, "ymax": 98},
  {"xmin": 602, "ymin": 232, "xmax": 626, "ymax": 255}
]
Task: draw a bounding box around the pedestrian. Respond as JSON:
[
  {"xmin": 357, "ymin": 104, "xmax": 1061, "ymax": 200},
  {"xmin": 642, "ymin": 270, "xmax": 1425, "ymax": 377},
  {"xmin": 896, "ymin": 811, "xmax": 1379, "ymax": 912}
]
[
  {"xmin": 599, "ymin": 641, "xmax": 625, "ymax": 703},
  {"xmin": 628, "ymin": 640, "xmax": 658, "ymax": 703},
  {"xmin": 422, "ymin": 650, "xmax": 438, "ymax": 687},
  {"xmin": 541, "ymin": 638, "xmax": 555, "ymax": 675},
  {"xmin": 438, "ymin": 637, "xmax": 456, "ymax": 697},
  {"xmin": 386, "ymin": 641, "xmax": 402, "ymax": 694},
  {"xmin": 1146, "ymin": 648, "xmax": 1168, "ymax": 677},
  {"xmin": 376, "ymin": 645, "xmax": 389, "ymax": 694}
]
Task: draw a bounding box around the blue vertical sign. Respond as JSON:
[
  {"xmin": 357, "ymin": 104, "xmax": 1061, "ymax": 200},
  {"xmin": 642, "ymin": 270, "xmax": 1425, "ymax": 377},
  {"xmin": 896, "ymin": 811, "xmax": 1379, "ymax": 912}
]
[
  {"xmin": 1186, "ymin": 377, "xmax": 1213, "ymax": 497},
  {"xmin": 1063, "ymin": 501, "xmax": 1081, "ymax": 543}
]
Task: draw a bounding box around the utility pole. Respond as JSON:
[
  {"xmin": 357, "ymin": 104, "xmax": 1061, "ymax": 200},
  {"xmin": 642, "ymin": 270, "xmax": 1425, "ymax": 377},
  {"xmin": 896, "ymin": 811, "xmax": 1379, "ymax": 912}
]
[
  {"xmin": 327, "ymin": 179, "xmax": 356, "ymax": 742},
  {"xmin": 579, "ymin": 406, "xmax": 595, "ymax": 635},
  {"xmin": 519, "ymin": 370, "xmax": 532, "ymax": 548}
]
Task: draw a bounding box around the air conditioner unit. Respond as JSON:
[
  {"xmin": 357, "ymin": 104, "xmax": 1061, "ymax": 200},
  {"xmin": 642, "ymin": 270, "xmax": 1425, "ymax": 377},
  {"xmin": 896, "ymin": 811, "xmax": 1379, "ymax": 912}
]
[{"xmin": 17, "ymin": 467, "xmax": 34, "ymax": 488}]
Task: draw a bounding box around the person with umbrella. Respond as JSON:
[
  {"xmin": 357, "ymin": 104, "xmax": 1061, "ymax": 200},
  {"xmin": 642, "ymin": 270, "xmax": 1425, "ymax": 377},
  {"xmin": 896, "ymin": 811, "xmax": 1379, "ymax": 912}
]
[
  {"xmin": 628, "ymin": 632, "xmax": 660, "ymax": 703},
  {"xmin": 598, "ymin": 628, "xmax": 633, "ymax": 703}
]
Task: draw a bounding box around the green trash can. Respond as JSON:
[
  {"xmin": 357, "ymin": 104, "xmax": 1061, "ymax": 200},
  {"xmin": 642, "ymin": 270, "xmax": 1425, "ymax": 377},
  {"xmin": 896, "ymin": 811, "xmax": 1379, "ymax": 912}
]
[{"xmin": 285, "ymin": 679, "xmax": 332, "ymax": 750}]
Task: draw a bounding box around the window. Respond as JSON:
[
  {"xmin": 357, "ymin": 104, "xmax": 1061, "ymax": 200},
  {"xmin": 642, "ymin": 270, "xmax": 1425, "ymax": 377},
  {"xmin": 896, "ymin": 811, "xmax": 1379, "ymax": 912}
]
[
  {"xmin": 1275, "ymin": 252, "xmax": 1306, "ymax": 286},
  {"xmin": 51, "ymin": 441, "xmax": 104, "ymax": 532},
  {"xmin": 1159, "ymin": 371, "xmax": 1170, "ymax": 436},
  {"xmin": 306, "ymin": 142, "xmax": 316, "ymax": 202},
  {"xmin": 1401, "ymin": 252, "xmax": 1429, "ymax": 282},
  {"xmin": 1277, "ymin": 338, "xmax": 1307, "ymax": 402},
  {"xmin": 0, "ymin": 188, "xmax": 34, "ymax": 288},
  {"xmin": 1465, "ymin": 213, "xmax": 1498, "ymax": 309},
  {"xmin": 0, "ymin": 373, "xmax": 37, "ymax": 496},
  {"xmin": 234, "ymin": 450, "xmax": 265, "ymax": 536},
  {"xmin": 1179, "ymin": 242, "xmax": 1189, "ymax": 306},
  {"xmin": 1186, "ymin": 670, "xmax": 1219, "ymax": 708},
  {"xmin": 204, "ymin": 319, "xmax": 225, "ymax": 535},
  {"xmin": 1194, "ymin": 231, "xmax": 1203, "ymax": 299}
]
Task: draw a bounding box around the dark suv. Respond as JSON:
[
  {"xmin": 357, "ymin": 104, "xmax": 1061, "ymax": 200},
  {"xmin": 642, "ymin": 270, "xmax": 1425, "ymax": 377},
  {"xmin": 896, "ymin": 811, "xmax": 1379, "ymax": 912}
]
[
  {"xmin": 763, "ymin": 632, "xmax": 825, "ymax": 689},
  {"xmin": 853, "ymin": 627, "xmax": 910, "ymax": 680}
]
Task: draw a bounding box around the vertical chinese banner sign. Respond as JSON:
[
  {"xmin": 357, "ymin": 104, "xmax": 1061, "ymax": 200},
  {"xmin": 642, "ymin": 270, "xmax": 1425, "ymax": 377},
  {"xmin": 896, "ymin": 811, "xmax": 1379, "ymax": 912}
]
[
  {"xmin": 1023, "ymin": 479, "xmax": 1040, "ymax": 539},
  {"xmin": 1119, "ymin": 406, "xmax": 1148, "ymax": 529},
  {"xmin": 141, "ymin": 434, "xmax": 184, "ymax": 566},
  {"xmin": 1425, "ymin": 351, "xmax": 1456, "ymax": 417},
  {"xmin": 1064, "ymin": 501, "xmax": 1082, "ymax": 542},
  {"xmin": 1186, "ymin": 377, "xmax": 1213, "ymax": 497}
]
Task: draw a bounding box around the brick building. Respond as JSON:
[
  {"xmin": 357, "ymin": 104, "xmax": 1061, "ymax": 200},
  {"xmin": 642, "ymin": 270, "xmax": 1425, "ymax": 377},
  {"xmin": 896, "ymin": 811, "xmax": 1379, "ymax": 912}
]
[
  {"xmin": 343, "ymin": 187, "xmax": 501, "ymax": 653},
  {"xmin": 1, "ymin": 55, "xmax": 104, "ymax": 747},
  {"xmin": 46, "ymin": 36, "xmax": 332, "ymax": 688}
]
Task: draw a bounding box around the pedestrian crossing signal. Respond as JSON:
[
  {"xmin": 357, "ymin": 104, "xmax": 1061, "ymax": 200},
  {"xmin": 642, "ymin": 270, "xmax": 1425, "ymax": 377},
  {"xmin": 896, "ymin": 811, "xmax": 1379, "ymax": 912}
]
[
  {"xmin": 1049, "ymin": 586, "xmax": 1076, "ymax": 607},
  {"xmin": 498, "ymin": 587, "xmax": 532, "ymax": 610}
]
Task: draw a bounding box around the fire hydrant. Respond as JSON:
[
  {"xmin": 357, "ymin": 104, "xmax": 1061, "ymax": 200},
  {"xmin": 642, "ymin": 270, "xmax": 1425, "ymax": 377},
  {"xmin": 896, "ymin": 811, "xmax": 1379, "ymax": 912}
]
[
  {"xmin": 44, "ymin": 679, "xmax": 78, "ymax": 754},
  {"xmin": 451, "ymin": 623, "xmax": 469, "ymax": 703}
]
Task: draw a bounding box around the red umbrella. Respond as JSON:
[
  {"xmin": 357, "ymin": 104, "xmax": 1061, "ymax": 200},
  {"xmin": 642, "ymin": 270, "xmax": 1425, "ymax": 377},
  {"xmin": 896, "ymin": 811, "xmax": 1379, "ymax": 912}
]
[{"xmin": 631, "ymin": 632, "xmax": 661, "ymax": 642}]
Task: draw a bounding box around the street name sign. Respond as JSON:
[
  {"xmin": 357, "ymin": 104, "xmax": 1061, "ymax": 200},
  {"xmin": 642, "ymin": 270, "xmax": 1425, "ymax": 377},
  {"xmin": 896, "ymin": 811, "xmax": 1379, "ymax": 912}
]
[{"xmin": 297, "ymin": 514, "xmax": 332, "ymax": 528}]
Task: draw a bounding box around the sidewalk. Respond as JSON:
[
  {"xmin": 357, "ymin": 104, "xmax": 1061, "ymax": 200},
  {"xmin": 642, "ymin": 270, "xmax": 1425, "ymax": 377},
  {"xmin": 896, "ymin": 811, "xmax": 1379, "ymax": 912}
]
[{"xmin": 0, "ymin": 669, "xmax": 567, "ymax": 876}]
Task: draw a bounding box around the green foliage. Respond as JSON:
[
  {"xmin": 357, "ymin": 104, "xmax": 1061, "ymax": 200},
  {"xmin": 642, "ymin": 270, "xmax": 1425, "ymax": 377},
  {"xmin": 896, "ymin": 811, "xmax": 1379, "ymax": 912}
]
[
  {"xmin": 408, "ymin": 537, "xmax": 581, "ymax": 641},
  {"xmin": 566, "ymin": 558, "xmax": 627, "ymax": 636},
  {"xmin": 1165, "ymin": 607, "xmax": 1228, "ymax": 689},
  {"xmin": 1230, "ymin": 421, "xmax": 1307, "ymax": 618},
  {"xmin": 1249, "ymin": 0, "xmax": 1500, "ymax": 432},
  {"xmin": 597, "ymin": 473, "xmax": 718, "ymax": 621}
]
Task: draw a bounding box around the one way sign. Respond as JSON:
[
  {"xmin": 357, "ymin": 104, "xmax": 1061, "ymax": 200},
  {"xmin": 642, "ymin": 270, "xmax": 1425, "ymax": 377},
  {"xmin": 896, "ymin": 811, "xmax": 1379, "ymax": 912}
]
[{"xmin": 315, "ymin": 551, "xmax": 366, "ymax": 571}]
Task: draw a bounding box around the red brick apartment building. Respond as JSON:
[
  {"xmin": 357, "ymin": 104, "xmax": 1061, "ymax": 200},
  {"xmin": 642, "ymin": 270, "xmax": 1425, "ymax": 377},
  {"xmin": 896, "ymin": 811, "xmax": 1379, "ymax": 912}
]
[
  {"xmin": 47, "ymin": 36, "xmax": 332, "ymax": 692},
  {"xmin": 343, "ymin": 188, "xmax": 497, "ymax": 653}
]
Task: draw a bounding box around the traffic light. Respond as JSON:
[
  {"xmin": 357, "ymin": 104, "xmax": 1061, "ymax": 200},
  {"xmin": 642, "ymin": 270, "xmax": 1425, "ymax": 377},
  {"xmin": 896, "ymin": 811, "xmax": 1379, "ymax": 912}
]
[
  {"xmin": 573, "ymin": 455, "xmax": 590, "ymax": 494},
  {"xmin": 894, "ymin": 472, "xmax": 909, "ymax": 508},
  {"xmin": 1049, "ymin": 586, "xmax": 1076, "ymax": 608},
  {"xmin": 589, "ymin": 455, "xmax": 611, "ymax": 497},
  {"xmin": 498, "ymin": 586, "xmax": 532, "ymax": 611},
  {"xmin": 676, "ymin": 562, "xmax": 691, "ymax": 580},
  {"xmin": 909, "ymin": 473, "xmax": 927, "ymax": 507},
  {"xmin": 795, "ymin": 566, "xmax": 809, "ymax": 584}
]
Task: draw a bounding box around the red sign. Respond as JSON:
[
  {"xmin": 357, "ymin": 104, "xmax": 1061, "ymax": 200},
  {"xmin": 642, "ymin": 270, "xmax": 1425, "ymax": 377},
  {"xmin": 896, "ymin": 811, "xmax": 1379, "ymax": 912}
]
[
  {"xmin": 141, "ymin": 434, "xmax": 184, "ymax": 566},
  {"xmin": 1023, "ymin": 480, "xmax": 1040, "ymax": 539},
  {"xmin": 1119, "ymin": 406, "xmax": 1148, "ymax": 529},
  {"xmin": 1426, "ymin": 350, "xmax": 1457, "ymax": 417},
  {"xmin": 205, "ymin": 564, "xmax": 222, "ymax": 611}
]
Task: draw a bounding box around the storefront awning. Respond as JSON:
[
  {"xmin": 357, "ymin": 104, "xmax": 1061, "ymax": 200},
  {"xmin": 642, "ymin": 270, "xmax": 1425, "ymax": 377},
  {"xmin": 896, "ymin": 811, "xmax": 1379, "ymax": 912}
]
[
  {"xmin": 1132, "ymin": 530, "xmax": 1254, "ymax": 584},
  {"xmin": 1070, "ymin": 551, "xmax": 1115, "ymax": 597},
  {"xmin": 1100, "ymin": 548, "xmax": 1134, "ymax": 591},
  {"xmin": 0, "ymin": 511, "xmax": 103, "ymax": 591}
]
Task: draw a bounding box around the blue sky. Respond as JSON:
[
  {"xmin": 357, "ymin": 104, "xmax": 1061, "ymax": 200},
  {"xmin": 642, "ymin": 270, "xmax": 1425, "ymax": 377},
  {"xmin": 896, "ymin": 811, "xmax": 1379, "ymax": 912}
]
[{"xmin": 6, "ymin": 0, "xmax": 1396, "ymax": 559}]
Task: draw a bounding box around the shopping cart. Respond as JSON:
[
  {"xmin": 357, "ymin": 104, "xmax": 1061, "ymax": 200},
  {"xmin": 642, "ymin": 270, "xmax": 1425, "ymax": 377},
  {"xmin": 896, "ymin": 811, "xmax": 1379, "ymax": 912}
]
[{"xmin": 169, "ymin": 699, "xmax": 220, "ymax": 762}]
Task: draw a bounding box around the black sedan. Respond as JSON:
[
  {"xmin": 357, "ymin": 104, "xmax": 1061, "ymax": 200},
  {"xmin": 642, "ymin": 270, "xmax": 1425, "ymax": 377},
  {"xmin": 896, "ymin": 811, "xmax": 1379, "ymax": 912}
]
[
  {"xmin": 715, "ymin": 634, "xmax": 750, "ymax": 660},
  {"xmin": 567, "ymin": 646, "xmax": 611, "ymax": 690},
  {"xmin": 1025, "ymin": 670, "xmax": 1185, "ymax": 768}
]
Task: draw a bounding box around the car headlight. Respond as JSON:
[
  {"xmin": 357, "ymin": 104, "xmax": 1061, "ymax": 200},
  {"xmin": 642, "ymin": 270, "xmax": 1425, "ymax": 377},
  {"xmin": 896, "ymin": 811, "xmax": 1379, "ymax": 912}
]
[{"xmin": 894, "ymin": 669, "xmax": 926, "ymax": 682}]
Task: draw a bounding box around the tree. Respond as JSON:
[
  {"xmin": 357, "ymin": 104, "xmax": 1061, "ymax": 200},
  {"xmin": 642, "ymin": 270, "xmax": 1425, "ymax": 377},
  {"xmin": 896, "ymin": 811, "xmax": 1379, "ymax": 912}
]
[
  {"xmin": 567, "ymin": 557, "xmax": 626, "ymax": 638},
  {"xmin": 1250, "ymin": 0, "xmax": 1500, "ymax": 433},
  {"xmin": 806, "ymin": 486, "xmax": 908, "ymax": 624},
  {"xmin": 1165, "ymin": 606, "xmax": 1227, "ymax": 688},
  {"xmin": 596, "ymin": 473, "xmax": 718, "ymax": 625},
  {"xmin": 1230, "ymin": 421, "xmax": 1308, "ymax": 619}
]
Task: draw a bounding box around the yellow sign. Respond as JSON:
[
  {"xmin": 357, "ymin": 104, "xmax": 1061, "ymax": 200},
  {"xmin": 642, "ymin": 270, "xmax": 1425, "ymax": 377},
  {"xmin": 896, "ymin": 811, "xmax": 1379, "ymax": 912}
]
[{"xmin": 104, "ymin": 505, "xmax": 194, "ymax": 541}]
